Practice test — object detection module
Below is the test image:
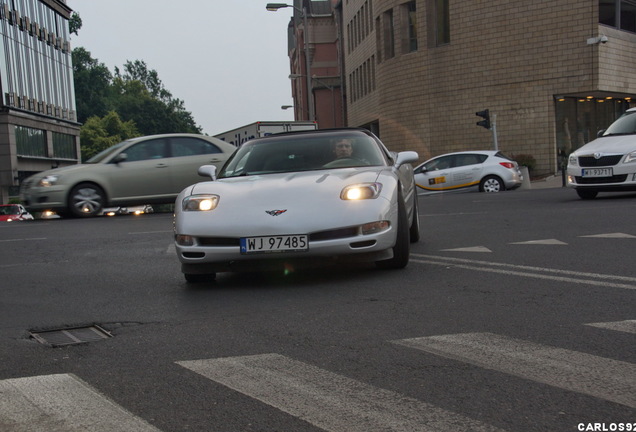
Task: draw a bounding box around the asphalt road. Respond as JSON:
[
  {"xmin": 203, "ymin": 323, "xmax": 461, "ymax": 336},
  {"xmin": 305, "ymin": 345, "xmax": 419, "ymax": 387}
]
[{"xmin": 1, "ymin": 186, "xmax": 634, "ymax": 432}]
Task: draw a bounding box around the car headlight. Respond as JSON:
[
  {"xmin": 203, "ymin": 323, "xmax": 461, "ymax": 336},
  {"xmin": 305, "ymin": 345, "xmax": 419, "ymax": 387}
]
[
  {"xmin": 568, "ymin": 155, "xmax": 578, "ymax": 166},
  {"xmin": 624, "ymin": 151, "xmax": 636, "ymax": 164},
  {"xmin": 182, "ymin": 195, "xmax": 220, "ymax": 211},
  {"xmin": 341, "ymin": 183, "xmax": 382, "ymax": 200},
  {"xmin": 38, "ymin": 175, "xmax": 59, "ymax": 187}
]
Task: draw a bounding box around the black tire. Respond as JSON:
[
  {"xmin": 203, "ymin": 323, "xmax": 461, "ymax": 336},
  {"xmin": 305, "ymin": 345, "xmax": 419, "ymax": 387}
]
[
  {"xmin": 68, "ymin": 183, "xmax": 106, "ymax": 217},
  {"xmin": 576, "ymin": 189, "xmax": 598, "ymax": 200},
  {"xmin": 185, "ymin": 273, "xmax": 217, "ymax": 283},
  {"xmin": 409, "ymin": 194, "xmax": 420, "ymax": 243},
  {"xmin": 479, "ymin": 175, "xmax": 504, "ymax": 193},
  {"xmin": 376, "ymin": 194, "xmax": 410, "ymax": 269}
]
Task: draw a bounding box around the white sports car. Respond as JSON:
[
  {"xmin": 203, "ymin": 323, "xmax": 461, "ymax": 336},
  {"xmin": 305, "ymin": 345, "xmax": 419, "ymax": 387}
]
[{"xmin": 174, "ymin": 129, "xmax": 420, "ymax": 282}]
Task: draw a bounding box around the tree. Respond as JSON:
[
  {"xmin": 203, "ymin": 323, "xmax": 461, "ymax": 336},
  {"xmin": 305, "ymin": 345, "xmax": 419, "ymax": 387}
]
[
  {"xmin": 69, "ymin": 12, "xmax": 82, "ymax": 35},
  {"xmin": 72, "ymin": 49, "xmax": 202, "ymax": 135},
  {"xmin": 80, "ymin": 111, "xmax": 139, "ymax": 162},
  {"xmin": 72, "ymin": 47, "xmax": 112, "ymax": 124}
]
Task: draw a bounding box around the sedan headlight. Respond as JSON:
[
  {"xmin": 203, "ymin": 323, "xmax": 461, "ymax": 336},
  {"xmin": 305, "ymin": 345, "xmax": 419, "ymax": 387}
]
[
  {"xmin": 182, "ymin": 195, "xmax": 220, "ymax": 211},
  {"xmin": 38, "ymin": 175, "xmax": 59, "ymax": 187},
  {"xmin": 624, "ymin": 151, "xmax": 636, "ymax": 164},
  {"xmin": 568, "ymin": 155, "xmax": 578, "ymax": 166},
  {"xmin": 341, "ymin": 183, "xmax": 382, "ymax": 200}
]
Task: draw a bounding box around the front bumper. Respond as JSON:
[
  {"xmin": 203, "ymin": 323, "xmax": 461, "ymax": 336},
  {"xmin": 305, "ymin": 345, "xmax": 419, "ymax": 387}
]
[{"xmin": 175, "ymin": 224, "xmax": 397, "ymax": 274}]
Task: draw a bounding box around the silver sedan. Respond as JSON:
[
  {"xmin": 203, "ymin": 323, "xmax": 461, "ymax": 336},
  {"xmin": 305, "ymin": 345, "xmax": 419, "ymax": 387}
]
[{"xmin": 173, "ymin": 129, "xmax": 420, "ymax": 282}]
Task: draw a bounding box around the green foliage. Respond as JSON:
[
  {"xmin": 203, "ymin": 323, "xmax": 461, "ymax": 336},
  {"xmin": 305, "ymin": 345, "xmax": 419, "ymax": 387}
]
[
  {"xmin": 69, "ymin": 12, "xmax": 82, "ymax": 35},
  {"xmin": 513, "ymin": 154, "xmax": 537, "ymax": 171},
  {"xmin": 80, "ymin": 112, "xmax": 140, "ymax": 162},
  {"xmin": 72, "ymin": 48, "xmax": 202, "ymax": 149}
]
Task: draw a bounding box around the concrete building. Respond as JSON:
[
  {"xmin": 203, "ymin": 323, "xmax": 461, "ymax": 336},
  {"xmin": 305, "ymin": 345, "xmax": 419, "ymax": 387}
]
[
  {"xmin": 0, "ymin": 0, "xmax": 79, "ymax": 204},
  {"xmin": 286, "ymin": 0, "xmax": 636, "ymax": 176}
]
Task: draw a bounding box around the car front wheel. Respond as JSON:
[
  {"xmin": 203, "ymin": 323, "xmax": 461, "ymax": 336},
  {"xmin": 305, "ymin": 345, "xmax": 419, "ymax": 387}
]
[
  {"xmin": 480, "ymin": 175, "xmax": 504, "ymax": 193},
  {"xmin": 69, "ymin": 183, "xmax": 106, "ymax": 217}
]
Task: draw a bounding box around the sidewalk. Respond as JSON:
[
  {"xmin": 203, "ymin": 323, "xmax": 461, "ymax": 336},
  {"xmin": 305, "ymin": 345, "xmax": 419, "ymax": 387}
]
[{"xmin": 527, "ymin": 174, "xmax": 566, "ymax": 189}]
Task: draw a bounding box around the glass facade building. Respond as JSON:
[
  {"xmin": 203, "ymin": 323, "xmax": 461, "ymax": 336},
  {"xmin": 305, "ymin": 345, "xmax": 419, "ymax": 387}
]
[{"xmin": 0, "ymin": 0, "xmax": 79, "ymax": 204}]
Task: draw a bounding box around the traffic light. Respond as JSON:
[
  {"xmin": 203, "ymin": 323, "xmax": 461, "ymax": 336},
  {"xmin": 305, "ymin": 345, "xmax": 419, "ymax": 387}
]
[{"xmin": 476, "ymin": 109, "xmax": 491, "ymax": 130}]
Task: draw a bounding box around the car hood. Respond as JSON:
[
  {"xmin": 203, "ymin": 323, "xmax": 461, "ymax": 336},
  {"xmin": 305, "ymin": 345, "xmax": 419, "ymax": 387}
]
[
  {"xmin": 190, "ymin": 167, "xmax": 388, "ymax": 197},
  {"xmin": 178, "ymin": 167, "xmax": 397, "ymax": 236},
  {"xmin": 573, "ymin": 135, "xmax": 636, "ymax": 155}
]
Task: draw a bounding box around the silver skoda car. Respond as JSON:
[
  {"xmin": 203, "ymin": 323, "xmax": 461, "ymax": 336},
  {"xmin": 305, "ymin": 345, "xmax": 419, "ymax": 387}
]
[{"xmin": 567, "ymin": 108, "xmax": 636, "ymax": 199}]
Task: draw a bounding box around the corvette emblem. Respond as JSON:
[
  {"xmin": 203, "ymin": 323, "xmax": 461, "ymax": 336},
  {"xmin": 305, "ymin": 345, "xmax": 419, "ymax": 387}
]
[{"xmin": 265, "ymin": 209, "xmax": 287, "ymax": 216}]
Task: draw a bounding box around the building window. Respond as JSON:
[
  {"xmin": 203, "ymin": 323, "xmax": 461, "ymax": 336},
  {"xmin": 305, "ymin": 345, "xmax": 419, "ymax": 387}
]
[
  {"xmin": 435, "ymin": 0, "xmax": 450, "ymax": 45},
  {"xmin": 383, "ymin": 9, "xmax": 395, "ymax": 59},
  {"xmin": 402, "ymin": 1, "xmax": 417, "ymax": 53},
  {"xmin": 600, "ymin": 0, "xmax": 636, "ymax": 32},
  {"xmin": 16, "ymin": 126, "xmax": 46, "ymax": 157},
  {"xmin": 52, "ymin": 132, "xmax": 76, "ymax": 160}
]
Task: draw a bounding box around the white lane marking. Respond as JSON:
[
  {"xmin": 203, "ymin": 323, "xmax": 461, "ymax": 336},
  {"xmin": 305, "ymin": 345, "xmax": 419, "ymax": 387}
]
[
  {"xmin": 509, "ymin": 239, "xmax": 568, "ymax": 245},
  {"xmin": 440, "ymin": 246, "xmax": 492, "ymax": 253},
  {"xmin": 0, "ymin": 237, "xmax": 46, "ymax": 243},
  {"xmin": 393, "ymin": 333, "xmax": 636, "ymax": 408},
  {"xmin": 411, "ymin": 254, "xmax": 636, "ymax": 290},
  {"xmin": 580, "ymin": 233, "xmax": 636, "ymax": 238},
  {"xmin": 178, "ymin": 354, "xmax": 505, "ymax": 432},
  {"xmin": 0, "ymin": 374, "xmax": 161, "ymax": 431},
  {"xmin": 586, "ymin": 320, "xmax": 636, "ymax": 334}
]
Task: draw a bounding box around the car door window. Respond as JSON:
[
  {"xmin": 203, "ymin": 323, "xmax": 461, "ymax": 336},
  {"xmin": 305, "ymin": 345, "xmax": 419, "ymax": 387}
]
[
  {"xmin": 456, "ymin": 154, "xmax": 483, "ymax": 167},
  {"xmin": 123, "ymin": 139, "xmax": 169, "ymax": 162},
  {"xmin": 170, "ymin": 137, "xmax": 222, "ymax": 157}
]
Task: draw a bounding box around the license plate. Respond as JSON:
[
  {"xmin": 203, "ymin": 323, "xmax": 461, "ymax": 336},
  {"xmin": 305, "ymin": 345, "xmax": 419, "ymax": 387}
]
[
  {"xmin": 582, "ymin": 168, "xmax": 613, "ymax": 177},
  {"xmin": 240, "ymin": 235, "xmax": 308, "ymax": 254}
]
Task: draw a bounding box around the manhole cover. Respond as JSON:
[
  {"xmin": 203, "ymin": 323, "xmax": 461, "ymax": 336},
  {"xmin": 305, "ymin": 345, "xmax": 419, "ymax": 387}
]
[{"xmin": 30, "ymin": 325, "xmax": 112, "ymax": 347}]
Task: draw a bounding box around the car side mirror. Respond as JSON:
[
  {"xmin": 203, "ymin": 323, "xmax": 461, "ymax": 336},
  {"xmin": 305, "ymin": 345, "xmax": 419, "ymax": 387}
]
[
  {"xmin": 113, "ymin": 153, "xmax": 128, "ymax": 164},
  {"xmin": 198, "ymin": 165, "xmax": 217, "ymax": 181},
  {"xmin": 395, "ymin": 151, "xmax": 419, "ymax": 167},
  {"xmin": 597, "ymin": 129, "xmax": 606, "ymax": 138}
]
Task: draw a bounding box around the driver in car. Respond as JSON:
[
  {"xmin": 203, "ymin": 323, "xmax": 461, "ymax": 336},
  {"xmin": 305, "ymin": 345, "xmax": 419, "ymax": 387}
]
[{"xmin": 333, "ymin": 138, "xmax": 354, "ymax": 159}]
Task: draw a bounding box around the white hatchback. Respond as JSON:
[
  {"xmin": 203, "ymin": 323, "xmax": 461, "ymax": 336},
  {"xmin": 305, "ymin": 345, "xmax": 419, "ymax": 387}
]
[
  {"xmin": 567, "ymin": 108, "xmax": 636, "ymax": 199},
  {"xmin": 413, "ymin": 151, "xmax": 523, "ymax": 194}
]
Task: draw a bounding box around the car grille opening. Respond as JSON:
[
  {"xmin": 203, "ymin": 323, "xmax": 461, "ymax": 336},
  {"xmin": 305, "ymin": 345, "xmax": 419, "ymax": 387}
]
[
  {"xmin": 309, "ymin": 227, "xmax": 359, "ymax": 241},
  {"xmin": 574, "ymin": 174, "xmax": 628, "ymax": 184},
  {"xmin": 578, "ymin": 155, "xmax": 623, "ymax": 167}
]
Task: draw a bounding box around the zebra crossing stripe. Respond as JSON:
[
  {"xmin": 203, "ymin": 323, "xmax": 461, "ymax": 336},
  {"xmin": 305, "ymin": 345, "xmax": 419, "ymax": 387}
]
[
  {"xmin": 394, "ymin": 333, "xmax": 636, "ymax": 408},
  {"xmin": 586, "ymin": 320, "xmax": 636, "ymax": 334},
  {"xmin": 177, "ymin": 353, "xmax": 505, "ymax": 432},
  {"xmin": 0, "ymin": 374, "xmax": 161, "ymax": 432}
]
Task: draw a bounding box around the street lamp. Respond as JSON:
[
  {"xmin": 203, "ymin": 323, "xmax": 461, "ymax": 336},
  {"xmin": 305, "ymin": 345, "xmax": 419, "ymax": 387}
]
[{"xmin": 266, "ymin": 3, "xmax": 315, "ymax": 122}]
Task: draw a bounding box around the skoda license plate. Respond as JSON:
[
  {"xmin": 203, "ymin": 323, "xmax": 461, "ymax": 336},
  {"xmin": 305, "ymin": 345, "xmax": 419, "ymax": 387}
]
[
  {"xmin": 240, "ymin": 235, "xmax": 308, "ymax": 254},
  {"xmin": 582, "ymin": 168, "xmax": 612, "ymax": 177}
]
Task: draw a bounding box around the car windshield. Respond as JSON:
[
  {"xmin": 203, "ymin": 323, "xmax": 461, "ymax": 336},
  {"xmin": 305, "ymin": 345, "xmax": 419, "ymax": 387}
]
[
  {"xmin": 218, "ymin": 132, "xmax": 387, "ymax": 178},
  {"xmin": 0, "ymin": 205, "xmax": 20, "ymax": 215},
  {"xmin": 602, "ymin": 111, "xmax": 636, "ymax": 136},
  {"xmin": 85, "ymin": 140, "xmax": 130, "ymax": 163}
]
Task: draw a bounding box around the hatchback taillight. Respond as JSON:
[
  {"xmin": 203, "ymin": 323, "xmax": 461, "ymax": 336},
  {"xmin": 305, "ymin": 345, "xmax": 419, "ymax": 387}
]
[{"xmin": 499, "ymin": 162, "xmax": 515, "ymax": 169}]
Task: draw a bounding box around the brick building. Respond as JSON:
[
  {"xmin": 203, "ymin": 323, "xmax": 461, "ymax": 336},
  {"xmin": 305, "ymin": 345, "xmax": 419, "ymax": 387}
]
[
  {"xmin": 0, "ymin": 0, "xmax": 79, "ymax": 204},
  {"xmin": 287, "ymin": 0, "xmax": 636, "ymax": 176}
]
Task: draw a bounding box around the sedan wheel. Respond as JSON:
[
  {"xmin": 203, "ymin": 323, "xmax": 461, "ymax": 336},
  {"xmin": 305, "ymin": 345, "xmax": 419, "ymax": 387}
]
[
  {"xmin": 480, "ymin": 175, "xmax": 504, "ymax": 193},
  {"xmin": 69, "ymin": 183, "xmax": 105, "ymax": 217}
]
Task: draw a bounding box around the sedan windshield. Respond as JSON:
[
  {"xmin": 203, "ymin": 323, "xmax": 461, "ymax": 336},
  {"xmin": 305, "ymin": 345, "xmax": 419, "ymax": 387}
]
[
  {"xmin": 602, "ymin": 111, "xmax": 636, "ymax": 136},
  {"xmin": 218, "ymin": 133, "xmax": 387, "ymax": 178},
  {"xmin": 85, "ymin": 141, "xmax": 129, "ymax": 163}
]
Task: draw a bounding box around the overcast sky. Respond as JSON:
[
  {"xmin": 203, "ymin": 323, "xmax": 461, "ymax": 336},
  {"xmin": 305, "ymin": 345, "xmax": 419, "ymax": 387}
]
[{"xmin": 66, "ymin": 0, "xmax": 296, "ymax": 136}]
